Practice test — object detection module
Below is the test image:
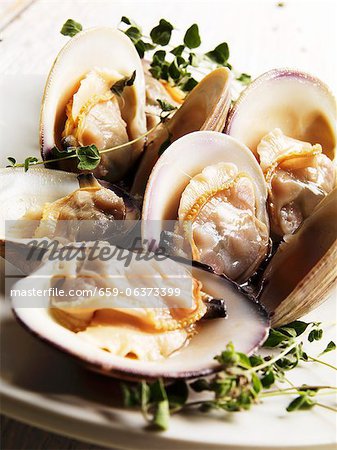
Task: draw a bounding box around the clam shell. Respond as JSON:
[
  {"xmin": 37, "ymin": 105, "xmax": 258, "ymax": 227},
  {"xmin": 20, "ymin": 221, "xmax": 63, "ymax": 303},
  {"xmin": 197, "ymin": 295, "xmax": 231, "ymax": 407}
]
[
  {"xmin": 0, "ymin": 167, "xmax": 139, "ymax": 271},
  {"xmin": 131, "ymin": 68, "xmax": 232, "ymax": 196},
  {"xmin": 40, "ymin": 27, "xmax": 147, "ymax": 180},
  {"xmin": 259, "ymin": 187, "xmax": 337, "ymax": 327},
  {"xmin": 142, "ymin": 131, "xmax": 269, "ymax": 245},
  {"xmin": 12, "ymin": 263, "xmax": 269, "ymax": 380},
  {"xmin": 225, "ymin": 69, "xmax": 336, "ymax": 162}
]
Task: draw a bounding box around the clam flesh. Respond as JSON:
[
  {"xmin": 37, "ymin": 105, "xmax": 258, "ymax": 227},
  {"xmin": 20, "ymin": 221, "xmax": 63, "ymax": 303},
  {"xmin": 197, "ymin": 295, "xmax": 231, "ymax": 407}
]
[
  {"xmin": 142, "ymin": 131, "xmax": 270, "ymax": 283},
  {"xmin": 12, "ymin": 243, "xmax": 269, "ymax": 379},
  {"xmin": 226, "ymin": 69, "xmax": 336, "ymax": 238},
  {"xmin": 40, "ymin": 27, "xmax": 147, "ymax": 182}
]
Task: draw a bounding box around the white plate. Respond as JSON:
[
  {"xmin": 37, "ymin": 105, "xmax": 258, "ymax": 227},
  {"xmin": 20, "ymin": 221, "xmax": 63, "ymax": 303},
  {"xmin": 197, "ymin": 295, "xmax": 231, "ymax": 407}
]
[{"xmin": 0, "ymin": 1, "xmax": 337, "ymax": 445}]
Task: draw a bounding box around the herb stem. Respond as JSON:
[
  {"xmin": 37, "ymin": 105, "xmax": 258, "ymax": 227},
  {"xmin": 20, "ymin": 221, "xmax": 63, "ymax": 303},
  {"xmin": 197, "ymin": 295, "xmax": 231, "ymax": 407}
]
[
  {"xmin": 315, "ymin": 402, "xmax": 337, "ymax": 413},
  {"xmin": 249, "ymin": 340, "xmax": 299, "ymax": 373},
  {"xmin": 307, "ymin": 356, "xmax": 337, "ymax": 371}
]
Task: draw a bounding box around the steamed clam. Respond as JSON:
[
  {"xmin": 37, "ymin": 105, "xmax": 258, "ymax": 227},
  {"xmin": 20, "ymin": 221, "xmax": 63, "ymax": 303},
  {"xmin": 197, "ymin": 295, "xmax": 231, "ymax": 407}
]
[
  {"xmin": 12, "ymin": 244, "xmax": 269, "ymax": 379},
  {"xmin": 40, "ymin": 27, "xmax": 147, "ymax": 182},
  {"xmin": 132, "ymin": 68, "xmax": 232, "ymax": 196},
  {"xmin": 0, "ymin": 167, "xmax": 138, "ymax": 270},
  {"xmin": 225, "ymin": 69, "xmax": 336, "ymax": 238},
  {"xmin": 142, "ymin": 131, "xmax": 270, "ymax": 283}
]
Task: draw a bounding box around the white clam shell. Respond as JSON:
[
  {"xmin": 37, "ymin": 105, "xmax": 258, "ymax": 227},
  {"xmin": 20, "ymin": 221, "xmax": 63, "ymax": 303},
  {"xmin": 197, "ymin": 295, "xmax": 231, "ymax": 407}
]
[
  {"xmin": 226, "ymin": 69, "xmax": 337, "ymax": 162},
  {"xmin": 260, "ymin": 187, "xmax": 337, "ymax": 327},
  {"xmin": 12, "ymin": 262, "xmax": 269, "ymax": 380},
  {"xmin": 142, "ymin": 131, "xmax": 269, "ymax": 244},
  {"xmin": 0, "ymin": 167, "xmax": 79, "ymax": 243},
  {"xmin": 40, "ymin": 27, "xmax": 147, "ymax": 179}
]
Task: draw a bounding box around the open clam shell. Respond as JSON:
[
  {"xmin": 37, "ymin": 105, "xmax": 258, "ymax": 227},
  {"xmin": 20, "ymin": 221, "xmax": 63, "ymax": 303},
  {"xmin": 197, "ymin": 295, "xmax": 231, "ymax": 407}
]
[
  {"xmin": 12, "ymin": 262, "xmax": 269, "ymax": 380},
  {"xmin": 0, "ymin": 167, "xmax": 139, "ymax": 271},
  {"xmin": 131, "ymin": 68, "xmax": 232, "ymax": 196},
  {"xmin": 260, "ymin": 187, "xmax": 337, "ymax": 327},
  {"xmin": 225, "ymin": 69, "xmax": 337, "ymax": 162},
  {"xmin": 142, "ymin": 131, "xmax": 269, "ymax": 282},
  {"xmin": 40, "ymin": 27, "xmax": 147, "ymax": 181}
]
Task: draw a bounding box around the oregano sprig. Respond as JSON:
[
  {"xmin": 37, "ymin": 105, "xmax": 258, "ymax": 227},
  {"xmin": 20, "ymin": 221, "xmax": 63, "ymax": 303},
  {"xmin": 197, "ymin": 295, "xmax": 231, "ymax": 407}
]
[{"xmin": 120, "ymin": 321, "xmax": 337, "ymax": 430}]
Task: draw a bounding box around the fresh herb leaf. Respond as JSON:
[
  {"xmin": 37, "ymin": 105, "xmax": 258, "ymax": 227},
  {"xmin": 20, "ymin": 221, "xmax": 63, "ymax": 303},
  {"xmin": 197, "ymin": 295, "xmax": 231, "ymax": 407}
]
[
  {"xmin": 6, "ymin": 157, "xmax": 16, "ymax": 167},
  {"xmin": 121, "ymin": 16, "xmax": 132, "ymax": 25},
  {"xmin": 125, "ymin": 26, "xmax": 142, "ymax": 44},
  {"xmin": 166, "ymin": 380, "xmax": 188, "ymax": 411},
  {"xmin": 180, "ymin": 76, "xmax": 198, "ymax": 92},
  {"xmin": 24, "ymin": 157, "xmax": 38, "ymax": 172},
  {"xmin": 261, "ymin": 369, "xmax": 275, "ymax": 388},
  {"xmin": 286, "ymin": 395, "xmax": 315, "ymax": 412},
  {"xmin": 308, "ymin": 328, "xmax": 323, "ymax": 342},
  {"xmin": 150, "ymin": 19, "xmax": 173, "ymax": 46},
  {"xmin": 60, "ymin": 19, "xmax": 83, "ymax": 37},
  {"xmin": 206, "ymin": 42, "xmax": 230, "ymax": 65},
  {"xmin": 111, "ymin": 71, "xmax": 136, "ymax": 96},
  {"xmin": 171, "ymin": 45, "xmax": 185, "ymax": 56},
  {"xmin": 169, "ymin": 59, "xmax": 181, "ymax": 80},
  {"xmin": 320, "ymin": 341, "xmax": 336, "ymax": 356},
  {"xmin": 236, "ymin": 73, "xmax": 252, "ymax": 85},
  {"xmin": 76, "ymin": 145, "xmax": 101, "ymax": 170},
  {"xmin": 157, "ymin": 99, "xmax": 177, "ymax": 112},
  {"xmin": 184, "ymin": 24, "xmax": 201, "ymax": 49}
]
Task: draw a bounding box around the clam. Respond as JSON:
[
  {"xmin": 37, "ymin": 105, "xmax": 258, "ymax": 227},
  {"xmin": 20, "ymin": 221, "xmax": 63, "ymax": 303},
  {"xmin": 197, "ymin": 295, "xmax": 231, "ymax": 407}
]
[
  {"xmin": 259, "ymin": 187, "xmax": 337, "ymax": 327},
  {"xmin": 0, "ymin": 167, "xmax": 139, "ymax": 271},
  {"xmin": 142, "ymin": 131, "xmax": 270, "ymax": 283},
  {"xmin": 40, "ymin": 27, "xmax": 147, "ymax": 182},
  {"xmin": 225, "ymin": 69, "xmax": 336, "ymax": 238},
  {"xmin": 12, "ymin": 243, "xmax": 269, "ymax": 380},
  {"xmin": 131, "ymin": 68, "xmax": 232, "ymax": 196}
]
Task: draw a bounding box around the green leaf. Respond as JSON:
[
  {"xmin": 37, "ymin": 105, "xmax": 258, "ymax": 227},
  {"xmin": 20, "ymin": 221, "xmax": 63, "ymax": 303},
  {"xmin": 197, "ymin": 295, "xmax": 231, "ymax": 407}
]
[
  {"xmin": 308, "ymin": 328, "xmax": 323, "ymax": 342},
  {"xmin": 215, "ymin": 342, "xmax": 239, "ymax": 368},
  {"xmin": 206, "ymin": 42, "xmax": 230, "ymax": 65},
  {"xmin": 171, "ymin": 45, "xmax": 185, "ymax": 56},
  {"xmin": 125, "ymin": 26, "xmax": 142, "ymax": 44},
  {"xmin": 237, "ymin": 352, "xmax": 252, "ymax": 369},
  {"xmin": 111, "ymin": 71, "xmax": 136, "ymax": 96},
  {"xmin": 282, "ymin": 321, "xmax": 311, "ymax": 337},
  {"xmin": 24, "ymin": 157, "xmax": 38, "ymax": 172},
  {"xmin": 140, "ymin": 381, "xmax": 150, "ymax": 411},
  {"xmin": 251, "ymin": 373, "xmax": 262, "ymax": 394},
  {"xmin": 121, "ymin": 16, "xmax": 132, "ymax": 25},
  {"xmin": 319, "ymin": 341, "xmax": 336, "ymax": 356},
  {"xmin": 153, "ymin": 399, "xmax": 170, "ymax": 430},
  {"xmin": 263, "ymin": 329, "xmax": 290, "ymax": 347},
  {"xmin": 76, "ymin": 145, "xmax": 101, "ymax": 170},
  {"xmin": 184, "ymin": 24, "xmax": 201, "ymax": 49},
  {"xmin": 190, "ymin": 378, "xmax": 211, "ymax": 392},
  {"xmin": 169, "ymin": 59, "xmax": 181, "ymax": 80},
  {"xmin": 157, "ymin": 99, "xmax": 177, "ymax": 112},
  {"xmin": 7, "ymin": 157, "xmax": 16, "ymax": 167},
  {"xmin": 286, "ymin": 395, "xmax": 315, "ymax": 412},
  {"xmin": 150, "ymin": 19, "xmax": 173, "ymax": 46},
  {"xmin": 180, "ymin": 76, "xmax": 198, "ymax": 92},
  {"xmin": 166, "ymin": 380, "xmax": 188, "ymax": 410},
  {"xmin": 60, "ymin": 19, "xmax": 83, "ymax": 37},
  {"xmin": 150, "ymin": 379, "xmax": 170, "ymax": 430},
  {"xmin": 120, "ymin": 383, "xmax": 140, "ymax": 407},
  {"xmin": 261, "ymin": 369, "xmax": 276, "ymax": 388},
  {"xmin": 236, "ymin": 73, "xmax": 251, "ymax": 85}
]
